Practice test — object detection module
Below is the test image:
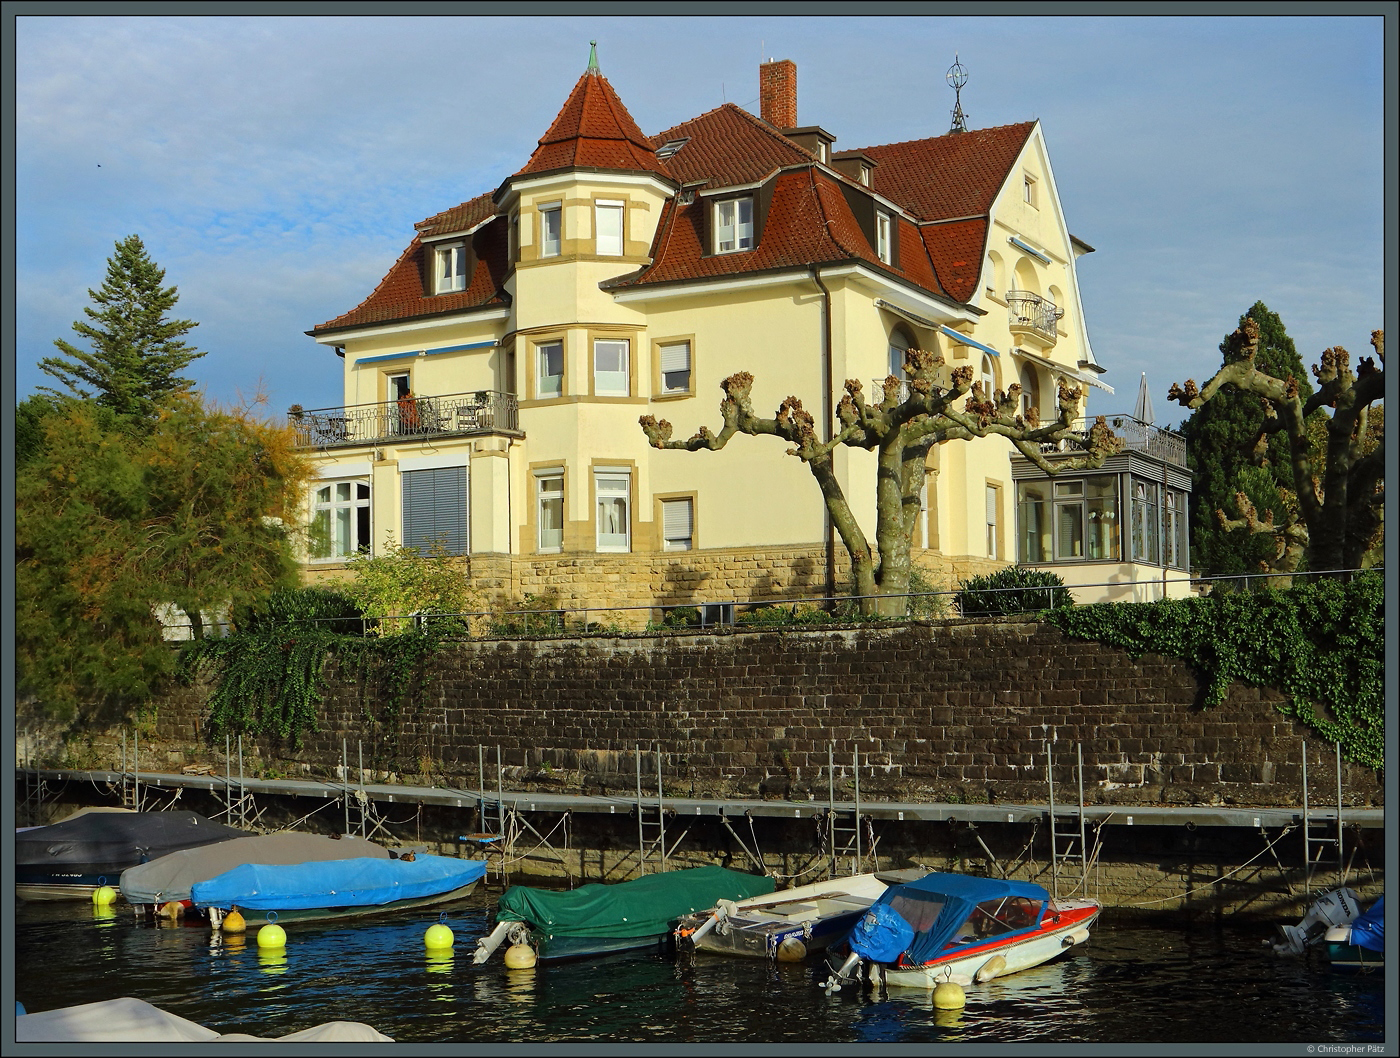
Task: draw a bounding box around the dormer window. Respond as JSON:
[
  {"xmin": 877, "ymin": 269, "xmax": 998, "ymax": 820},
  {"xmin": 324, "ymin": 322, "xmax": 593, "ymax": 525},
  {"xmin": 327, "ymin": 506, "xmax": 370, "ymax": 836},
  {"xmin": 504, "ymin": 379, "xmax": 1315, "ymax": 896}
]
[
  {"xmin": 859, "ymin": 164, "xmax": 871, "ymax": 186},
  {"xmin": 540, "ymin": 203, "xmax": 562, "ymax": 258},
  {"xmin": 434, "ymin": 242, "xmax": 467, "ymax": 293},
  {"xmin": 714, "ymin": 197, "xmax": 754, "ymax": 254},
  {"xmin": 876, "ymin": 212, "xmax": 892, "ymax": 264}
]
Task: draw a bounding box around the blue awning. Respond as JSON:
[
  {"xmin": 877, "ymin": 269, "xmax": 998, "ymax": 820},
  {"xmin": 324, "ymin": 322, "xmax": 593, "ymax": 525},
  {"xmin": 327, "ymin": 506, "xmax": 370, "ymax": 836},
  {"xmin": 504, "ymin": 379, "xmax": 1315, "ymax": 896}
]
[{"xmin": 939, "ymin": 325, "xmax": 1000, "ymax": 358}]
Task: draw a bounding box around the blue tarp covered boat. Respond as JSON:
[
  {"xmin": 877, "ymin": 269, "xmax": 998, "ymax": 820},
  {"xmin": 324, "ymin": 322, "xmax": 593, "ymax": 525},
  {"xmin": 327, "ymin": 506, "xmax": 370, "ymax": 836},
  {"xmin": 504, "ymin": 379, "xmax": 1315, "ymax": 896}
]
[
  {"xmin": 1325, "ymin": 896, "xmax": 1383, "ymax": 974},
  {"xmin": 191, "ymin": 854, "xmax": 487, "ymax": 923}
]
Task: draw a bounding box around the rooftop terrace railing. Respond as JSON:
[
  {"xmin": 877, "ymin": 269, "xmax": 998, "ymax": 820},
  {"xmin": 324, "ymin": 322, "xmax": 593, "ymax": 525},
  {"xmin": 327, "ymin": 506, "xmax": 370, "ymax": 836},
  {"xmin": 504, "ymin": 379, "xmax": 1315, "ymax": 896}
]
[{"xmin": 289, "ymin": 390, "xmax": 519, "ymax": 449}]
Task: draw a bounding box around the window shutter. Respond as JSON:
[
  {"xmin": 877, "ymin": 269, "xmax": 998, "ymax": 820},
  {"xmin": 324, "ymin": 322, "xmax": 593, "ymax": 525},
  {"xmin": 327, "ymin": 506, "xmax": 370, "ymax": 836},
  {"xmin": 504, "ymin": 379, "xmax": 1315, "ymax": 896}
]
[
  {"xmin": 402, "ymin": 466, "xmax": 468, "ymax": 555},
  {"xmin": 986, "ymin": 485, "xmax": 998, "ymax": 525},
  {"xmin": 659, "ymin": 342, "xmax": 690, "ymax": 374},
  {"xmin": 662, "ymin": 498, "xmax": 693, "ymax": 543}
]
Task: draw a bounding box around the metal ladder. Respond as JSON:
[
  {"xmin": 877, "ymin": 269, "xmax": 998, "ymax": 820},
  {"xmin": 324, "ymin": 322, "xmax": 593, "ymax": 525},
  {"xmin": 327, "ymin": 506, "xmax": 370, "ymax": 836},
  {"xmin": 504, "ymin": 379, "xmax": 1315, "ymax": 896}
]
[
  {"xmin": 827, "ymin": 743, "xmax": 872, "ymax": 877},
  {"xmin": 634, "ymin": 745, "xmax": 667, "ymax": 875},
  {"xmin": 1044, "ymin": 728, "xmax": 1088, "ymax": 899},
  {"xmin": 1301, "ymin": 740, "xmax": 1346, "ymax": 894}
]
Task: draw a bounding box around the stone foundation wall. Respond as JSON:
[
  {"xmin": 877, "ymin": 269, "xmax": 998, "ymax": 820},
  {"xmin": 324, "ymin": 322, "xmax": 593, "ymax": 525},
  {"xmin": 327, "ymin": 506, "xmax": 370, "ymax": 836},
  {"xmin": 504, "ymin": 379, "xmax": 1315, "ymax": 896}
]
[{"xmin": 103, "ymin": 617, "xmax": 1380, "ymax": 810}]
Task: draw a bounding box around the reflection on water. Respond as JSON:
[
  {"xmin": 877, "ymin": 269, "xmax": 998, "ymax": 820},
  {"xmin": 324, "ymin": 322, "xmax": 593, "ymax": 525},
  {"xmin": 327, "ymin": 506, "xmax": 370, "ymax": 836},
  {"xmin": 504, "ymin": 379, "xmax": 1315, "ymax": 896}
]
[{"xmin": 13, "ymin": 894, "xmax": 1384, "ymax": 1044}]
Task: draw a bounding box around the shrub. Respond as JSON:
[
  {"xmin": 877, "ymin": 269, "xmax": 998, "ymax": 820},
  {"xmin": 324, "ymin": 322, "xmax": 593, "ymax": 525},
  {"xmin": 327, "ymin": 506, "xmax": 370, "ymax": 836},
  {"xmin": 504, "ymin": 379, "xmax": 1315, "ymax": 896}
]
[{"xmin": 956, "ymin": 566, "xmax": 1072, "ymax": 617}]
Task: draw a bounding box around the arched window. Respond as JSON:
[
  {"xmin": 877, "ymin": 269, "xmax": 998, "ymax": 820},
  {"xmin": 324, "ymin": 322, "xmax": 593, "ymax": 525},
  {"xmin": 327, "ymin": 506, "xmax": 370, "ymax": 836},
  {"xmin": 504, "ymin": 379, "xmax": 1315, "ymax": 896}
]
[
  {"xmin": 980, "ymin": 354, "xmax": 997, "ymax": 398},
  {"xmin": 986, "ymin": 250, "xmax": 1005, "ymax": 296},
  {"xmin": 888, "ymin": 327, "xmax": 914, "ymax": 380},
  {"xmin": 1019, "ymin": 362, "xmax": 1041, "ymax": 419}
]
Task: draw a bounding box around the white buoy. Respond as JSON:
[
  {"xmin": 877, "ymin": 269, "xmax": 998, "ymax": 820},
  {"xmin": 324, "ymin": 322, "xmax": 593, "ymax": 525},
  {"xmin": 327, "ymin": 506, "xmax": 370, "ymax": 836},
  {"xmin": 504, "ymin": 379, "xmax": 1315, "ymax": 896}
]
[
  {"xmin": 503, "ymin": 943, "xmax": 537, "ymax": 969},
  {"xmin": 933, "ymin": 980, "xmax": 966, "ymax": 1009},
  {"xmin": 975, "ymin": 954, "xmax": 1007, "ymax": 982}
]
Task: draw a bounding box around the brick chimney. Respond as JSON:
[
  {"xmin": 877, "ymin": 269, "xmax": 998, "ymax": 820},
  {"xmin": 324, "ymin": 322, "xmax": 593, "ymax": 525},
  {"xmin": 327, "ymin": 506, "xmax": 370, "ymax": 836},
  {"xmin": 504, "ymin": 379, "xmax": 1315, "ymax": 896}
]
[{"xmin": 760, "ymin": 59, "xmax": 797, "ymax": 129}]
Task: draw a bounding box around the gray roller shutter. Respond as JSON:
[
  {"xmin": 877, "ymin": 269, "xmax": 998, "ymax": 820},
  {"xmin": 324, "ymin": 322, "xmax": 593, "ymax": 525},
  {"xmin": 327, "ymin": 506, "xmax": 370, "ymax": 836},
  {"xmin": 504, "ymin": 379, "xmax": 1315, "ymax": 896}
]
[{"xmin": 402, "ymin": 466, "xmax": 468, "ymax": 555}]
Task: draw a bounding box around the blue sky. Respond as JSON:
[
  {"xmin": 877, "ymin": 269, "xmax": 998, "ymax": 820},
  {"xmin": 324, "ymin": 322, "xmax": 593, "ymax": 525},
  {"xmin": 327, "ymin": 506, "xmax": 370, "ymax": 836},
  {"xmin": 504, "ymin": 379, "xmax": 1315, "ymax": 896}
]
[{"xmin": 12, "ymin": 13, "xmax": 1387, "ymax": 427}]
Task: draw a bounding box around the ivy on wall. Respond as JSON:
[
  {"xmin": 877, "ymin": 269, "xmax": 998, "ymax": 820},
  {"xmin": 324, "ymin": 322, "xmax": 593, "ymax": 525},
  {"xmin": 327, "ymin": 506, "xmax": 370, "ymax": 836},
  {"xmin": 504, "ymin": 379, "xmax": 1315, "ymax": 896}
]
[
  {"xmin": 1047, "ymin": 573, "xmax": 1384, "ymax": 769},
  {"xmin": 179, "ymin": 588, "xmax": 441, "ymax": 750}
]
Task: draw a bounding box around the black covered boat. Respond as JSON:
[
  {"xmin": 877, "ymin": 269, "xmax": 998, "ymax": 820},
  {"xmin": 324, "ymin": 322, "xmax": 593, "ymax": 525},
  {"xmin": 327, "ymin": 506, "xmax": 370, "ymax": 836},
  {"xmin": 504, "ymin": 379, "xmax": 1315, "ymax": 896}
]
[{"xmin": 16, "ymin": 810, "xmax": 247, "ymax": 901}]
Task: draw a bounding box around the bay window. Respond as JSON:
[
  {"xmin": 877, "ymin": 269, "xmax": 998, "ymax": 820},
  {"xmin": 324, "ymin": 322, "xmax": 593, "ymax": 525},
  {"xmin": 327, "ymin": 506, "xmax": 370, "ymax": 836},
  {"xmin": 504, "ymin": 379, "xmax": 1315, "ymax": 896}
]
[
  {"xmin": 595, "ymin": 200, "xmax": 624, "ymax": 256},
  {"xmin": 536, "ymin": 471, "xmax": 564, "ymax": 553},
  {"xmin": 537, "ymin": 340, "xmax": 563, "ymax": 398},
  {"xmin": 595, "ymin": 469, "xmax": 631, "ymax": 552},
  {"xmin": 594, "ymin": 338, "xmax": 629, "ymax": 396}
]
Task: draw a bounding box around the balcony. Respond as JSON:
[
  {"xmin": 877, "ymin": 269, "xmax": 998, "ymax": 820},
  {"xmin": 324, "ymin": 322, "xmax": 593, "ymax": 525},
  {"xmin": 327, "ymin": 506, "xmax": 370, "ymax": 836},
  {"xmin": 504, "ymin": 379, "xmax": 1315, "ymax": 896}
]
[
  {"xmin": 1039, "ymin": 415, "xmax": 1187, "ymax": 468},
  {"xmin": 289, "ymin": 390, "xmax": 519, "ymax": 449},
  {"xmin": 1005, "ymin": 290, "xmax": 1063, "ymax": 346}
]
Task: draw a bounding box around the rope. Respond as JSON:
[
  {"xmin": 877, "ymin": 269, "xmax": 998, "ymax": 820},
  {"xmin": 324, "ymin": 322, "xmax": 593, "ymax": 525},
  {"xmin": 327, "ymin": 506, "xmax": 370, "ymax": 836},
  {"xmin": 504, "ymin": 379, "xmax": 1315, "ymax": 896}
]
[{"xmin": 1123, "ymin": 824, "xmax": 1299, "ymax": 908}]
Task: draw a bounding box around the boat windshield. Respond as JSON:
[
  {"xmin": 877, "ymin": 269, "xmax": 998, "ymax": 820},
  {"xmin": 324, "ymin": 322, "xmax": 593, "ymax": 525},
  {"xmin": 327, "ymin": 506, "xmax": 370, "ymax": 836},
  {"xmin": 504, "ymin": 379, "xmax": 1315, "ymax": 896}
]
[
  {"xmin": 886, "ymin": 892, "xmax": 947, "ymax": 933},
  {"xmin": 948, "ymin": 896, "xmax": 1043, "ymax": 944}
]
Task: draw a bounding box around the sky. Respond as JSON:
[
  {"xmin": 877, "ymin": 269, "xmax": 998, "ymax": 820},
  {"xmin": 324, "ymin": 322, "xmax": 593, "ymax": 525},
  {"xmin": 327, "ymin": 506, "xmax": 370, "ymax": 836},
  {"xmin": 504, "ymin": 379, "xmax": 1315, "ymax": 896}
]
[{"xmin": 11, "ymin": 12, "xmax": 1390, "ymax": 429}]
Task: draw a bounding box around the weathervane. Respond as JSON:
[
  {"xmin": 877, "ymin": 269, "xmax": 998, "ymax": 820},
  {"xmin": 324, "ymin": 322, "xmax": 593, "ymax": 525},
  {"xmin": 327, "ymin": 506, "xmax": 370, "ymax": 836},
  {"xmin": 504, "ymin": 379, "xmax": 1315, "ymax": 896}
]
[{"xmin": 947, "ymin": 53, "xmax": 968, "ymax": 134}]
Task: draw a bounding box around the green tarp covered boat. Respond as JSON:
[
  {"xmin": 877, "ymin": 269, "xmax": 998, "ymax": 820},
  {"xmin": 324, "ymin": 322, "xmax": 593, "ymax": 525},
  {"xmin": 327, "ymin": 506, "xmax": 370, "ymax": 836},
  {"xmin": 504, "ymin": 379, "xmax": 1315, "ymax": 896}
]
[{"xmin": 475, "ymin": 866, "xmax": 775, "ymax": 962}]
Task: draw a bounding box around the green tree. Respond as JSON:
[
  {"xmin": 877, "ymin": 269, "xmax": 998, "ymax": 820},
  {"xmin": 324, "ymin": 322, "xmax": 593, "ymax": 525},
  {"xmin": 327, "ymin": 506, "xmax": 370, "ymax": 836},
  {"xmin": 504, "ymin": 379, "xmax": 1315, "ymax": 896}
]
[
  {"xmin": 342, "ymin": 539, "xmax": 479, "ymax": 635},
  {"xmin": 1178, "ymin": 303, "xmax": 1313, "ymax": 576},
  {"xmin": 38, "ymin": 235, "xmax": 205, "ymax": 421},
  {"xmin": 1170, "ymin": 319, "xmax": 1383, "ymax": 575},
  {"xmin": 16, "ymin": 395, "xmax": 312, "ymax": 724},
  {"xmin": 642, "ymin": 348, "xmax": 1121, "ymax": 616}
]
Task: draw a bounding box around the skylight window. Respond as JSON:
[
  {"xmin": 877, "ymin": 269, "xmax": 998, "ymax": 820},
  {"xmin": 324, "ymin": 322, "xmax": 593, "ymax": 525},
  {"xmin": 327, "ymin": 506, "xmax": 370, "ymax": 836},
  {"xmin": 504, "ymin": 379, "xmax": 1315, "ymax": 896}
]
[{"xmin": 656, "ymin": 137, "xmax": 690, "ymax": 159}]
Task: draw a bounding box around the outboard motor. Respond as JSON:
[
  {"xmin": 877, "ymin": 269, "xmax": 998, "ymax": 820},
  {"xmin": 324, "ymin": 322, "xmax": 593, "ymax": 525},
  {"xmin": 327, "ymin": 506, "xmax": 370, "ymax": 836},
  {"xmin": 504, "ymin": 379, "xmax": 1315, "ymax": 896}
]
[{"xmin": 1273, "ymin": 888, "xmax": 1361, "ymax": 956}]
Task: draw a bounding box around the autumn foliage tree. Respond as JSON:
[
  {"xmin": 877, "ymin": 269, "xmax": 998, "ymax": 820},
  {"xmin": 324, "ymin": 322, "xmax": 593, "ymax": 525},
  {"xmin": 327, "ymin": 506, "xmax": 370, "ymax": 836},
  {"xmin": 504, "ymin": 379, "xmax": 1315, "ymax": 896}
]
[
  {"xmin": 641, "ymin": 346, "xmax": 1122, "ymax": 616},
  {"xmin": 1169, "ymin": 318, "xmax": 1384, "ymax": 574}
]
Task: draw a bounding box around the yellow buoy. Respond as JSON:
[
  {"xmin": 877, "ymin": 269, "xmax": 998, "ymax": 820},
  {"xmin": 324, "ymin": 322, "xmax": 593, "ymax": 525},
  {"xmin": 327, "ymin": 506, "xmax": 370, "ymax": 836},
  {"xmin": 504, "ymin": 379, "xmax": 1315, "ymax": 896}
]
[
  {"xmin": 503, "ymin": 943, "xmax": 537, "ymax": 969},
  {"xmin": 776, "ymin": 936, "xmax": 807, "ymax": 962},
  {"xmin": 932, "ymin": 980, "xmax": 966, "ymax": 1010},
  {"xmin": 257, "ymin": 923, "xmax": 287, "ymax": 949},
  {"xmin": 221, "ymin": 909, "xmax": 246, "ymax": 934},
  {"xmin": 92, "ymin": 885, "xmax": 117, "ymax": 906},
  {"xmin": 424, "ymin": 923, "xmax": 454, "ymax": 950}
]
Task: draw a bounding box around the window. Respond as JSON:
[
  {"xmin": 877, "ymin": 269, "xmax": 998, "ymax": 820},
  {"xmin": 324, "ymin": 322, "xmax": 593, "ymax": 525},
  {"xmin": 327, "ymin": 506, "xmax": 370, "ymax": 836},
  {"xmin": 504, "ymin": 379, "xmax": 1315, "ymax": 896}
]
[
  {"xmin": 1019, "ymin": 362, "xmax": 1041, "ymax": 419},
  {"xmin": 540, "ymin": 204, "xmax": 561, "ymax": 257},
  {"xmin": 876, "ymin": 212, "xmax": 892, "ymax": 264},
  {"xmin": 980, "ymin": 355, "xmax": 996, "ymax": 397},
  {"xmin": 1164, "ymin": 490, "xmax": 1187, "ymax": 569},
  {"xmin": 595, "ymin": 200, "xmax": 624, "ymax": 256},
  {"xmin": 888, "ymin": 328, "xmax": 912, "ymax": 380},
  {"xmin": 986, "ymin": 484, "xmax": 1000, "ymax": 559},
  {"xmin": 434, "ymin": 242, "xmax": 466, "ymax": 293},
  {"xmin": 509, "ymin": 211, "xmax": 519, "ymax": 263},
  {"xmin": 312, "ymin": 480, "xmax": 371, "ymax": 560},
  {"xmin": 658, "ymin": 340, "xmax": 691, "ymax": 395},
  {"xmin": 1020, "ymin": 475, "xmax": 1119, "ymax": 564},
  {"xmin": 402, "ymin": 466, "xmax": 468, "ymax": 556},
  {"xmin": 661, "ymin": 497, "xmax": 693, "ymax": 551},
  {"xmin": 714, "ymin": 197, "xmax": 754, "ymax": 253},
  {"xmin": 1023, "ymin": 173, "xmax": 1038, "ymax": 208},
  {"xmin": 536, "ymin": 471, "xmax": 564, "ymax": 552},
  {"xmin": 537, "ymin": 340, "xmax": 563, "ymax": 398},
  {"xmin": 594, "ymin": 338, "xmax": 630, "ymax": 396},
  {"xmin": 1132, "ymin": 479, "xmax": 1161, "ymax": 564},
  {"xmin": 858, "ymin": 164, "xmax": 871, "ymax": 186},
  {"xmin": 595, "ymin": 470, "xmax": 631, "ymax": 552}
]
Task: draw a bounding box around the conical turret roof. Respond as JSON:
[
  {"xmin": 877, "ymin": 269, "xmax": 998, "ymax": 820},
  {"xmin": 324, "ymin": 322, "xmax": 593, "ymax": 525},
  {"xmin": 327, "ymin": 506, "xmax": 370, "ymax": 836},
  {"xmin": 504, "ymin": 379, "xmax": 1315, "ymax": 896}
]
[{"xmin": 515, "ymin": 53, "xmax": 670, "ymax": 178}]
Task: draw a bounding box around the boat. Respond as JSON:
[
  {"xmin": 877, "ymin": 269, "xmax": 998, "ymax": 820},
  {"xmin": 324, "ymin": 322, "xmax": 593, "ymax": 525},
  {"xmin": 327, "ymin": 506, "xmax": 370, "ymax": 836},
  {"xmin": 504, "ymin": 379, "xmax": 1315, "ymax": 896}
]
[
  {"xmin": 119, "ymin": 832, "xmax": 390, "ymax": 911},
  {"xmin": 1324, "ymin": 896, "xmax": 1383, "ymax": 974},
  {"xmin": 674, "ymin": 868, "xmax": 927, "ymax": 961},
  {"xmin": 16, "ymin": 996, "xmax": 392, "ymax": 1042},
  {"xmin": 473, "ymin": 865, "xmax": 775, "ymax": 964},
  {"xmin": 190, "ymin": 853, "xmax": 487, "ymax": 924},
  {"xmin": 821, "ymin": 871, "xmax": 1100, "ymax": 992},
  {"xmin": 16, "ymin": 810, "xmax": 247, "ymax": 901}
]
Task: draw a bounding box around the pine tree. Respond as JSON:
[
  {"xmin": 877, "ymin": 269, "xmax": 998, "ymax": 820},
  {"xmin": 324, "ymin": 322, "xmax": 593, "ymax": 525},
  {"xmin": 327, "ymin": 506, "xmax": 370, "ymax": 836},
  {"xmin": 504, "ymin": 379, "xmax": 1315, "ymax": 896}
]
[
  {"xmin": 38, "ymin": 235, "xmax": 205, "ymax": 420},
  {"xmin": 1179, "ymin": 302, "xmax": 1312, "ymax": 576}
]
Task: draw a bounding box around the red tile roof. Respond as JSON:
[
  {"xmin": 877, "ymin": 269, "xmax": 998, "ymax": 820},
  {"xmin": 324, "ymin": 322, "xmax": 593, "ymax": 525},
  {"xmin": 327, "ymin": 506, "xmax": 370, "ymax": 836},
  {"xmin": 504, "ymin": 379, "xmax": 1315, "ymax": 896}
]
[
  {"xmin": 651, "ymin": 104, "xmax": 813, "ymax": 189},
  {"xmin": 857, "ymin": 122, "xmax": 1036, "ymax": 221},
  {"xmin": 313, "ymin": 83, "xmax": 1033, "ymax": 336},
  {"xmin": 516, "ymin": 69, "xmax": 671, "ymax": 179},
  {"xmin": 314, "ymin": 215, "xmax": 510, "ymax": 334}
]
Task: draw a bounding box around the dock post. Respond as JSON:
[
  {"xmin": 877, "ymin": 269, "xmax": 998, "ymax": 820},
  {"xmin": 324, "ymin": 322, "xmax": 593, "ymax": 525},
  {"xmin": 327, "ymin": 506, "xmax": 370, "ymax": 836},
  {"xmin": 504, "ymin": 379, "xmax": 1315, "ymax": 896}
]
[
  {"xmin": 636, "ymin": 744, "xmax": 646, "ymax": 875},
  {"xmin": 237, "ymin": 735, "xmax": 245, "ymax": 829},
  {"xmin": 853, "ymin": 744, "xmax": 862, "ymax": 873},
  {"xmin": 358, "ymin": 740, "xmax": 367, "ymax": 837},
  {"xmin": 1046, "ymin": 729, "xmax": 1058, "ymax": 900},
  {"xmin": 1335, "ymin": 742, "xmax": 1345, "ymax": 889},
  {"xmin": 827, "ymin": 742, "xmax": 836, "ymax": 879},
  {"xmin": 1302, "ymin": 740, "xmax": 1310, "ymax": 895},
  {"xmin": 343, "ymin": 739, "xmax": 351, "ymax": 836},
  {"xmin": 657, "ymin": 748, "xmax": 666, "ymax": 873}
]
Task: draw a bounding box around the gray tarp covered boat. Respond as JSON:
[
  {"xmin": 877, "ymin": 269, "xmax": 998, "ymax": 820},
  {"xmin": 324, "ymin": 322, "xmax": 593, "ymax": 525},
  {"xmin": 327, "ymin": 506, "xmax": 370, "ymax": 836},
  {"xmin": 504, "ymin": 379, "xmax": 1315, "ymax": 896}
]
[
  {"xmin": 17, "ymin": 997, "xmax": 393, "ymax": 1042},
  {"xmin": 120, "ymin": 833, "xmax": 390, "ymax": 906}
]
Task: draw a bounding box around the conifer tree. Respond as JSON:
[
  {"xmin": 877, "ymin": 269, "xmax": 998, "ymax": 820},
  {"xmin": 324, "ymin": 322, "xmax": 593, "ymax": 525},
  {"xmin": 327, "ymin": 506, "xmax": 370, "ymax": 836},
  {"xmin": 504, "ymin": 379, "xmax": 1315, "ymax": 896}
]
[
  {"xmin": 38, "ymin": 235, "xmax": 205, "ymax": 420},
  {"xmin": 1179, "ymin": 302, "xmax": 1312, "ymax": 576}
]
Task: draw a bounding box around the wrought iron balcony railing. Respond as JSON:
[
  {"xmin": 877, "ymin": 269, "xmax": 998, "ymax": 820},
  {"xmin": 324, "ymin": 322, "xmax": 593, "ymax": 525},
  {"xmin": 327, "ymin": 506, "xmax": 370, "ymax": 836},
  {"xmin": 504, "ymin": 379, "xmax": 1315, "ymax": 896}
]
[
  {"xmin": 1035, "ymin": 415, "xmax": 1187, "ymax": 468},
  {"xmin": 289, "ymin": 390, "xmax": 519, "ymax": 448},
  {"xmin": 1005, "ymin": 289, "xmax": 1064, "ymax": 342}
]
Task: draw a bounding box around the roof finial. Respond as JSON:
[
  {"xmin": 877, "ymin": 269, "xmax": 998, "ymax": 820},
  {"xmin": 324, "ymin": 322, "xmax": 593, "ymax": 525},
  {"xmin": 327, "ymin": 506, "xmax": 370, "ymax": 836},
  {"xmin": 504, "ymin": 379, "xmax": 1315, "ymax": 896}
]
[
  {"xmin": 947, "ymin": 53, "xmax": 969, "ymax": 134},
  {"xmin": 587, "ymin": 40, "xmax": 599, "ymax": 73}
]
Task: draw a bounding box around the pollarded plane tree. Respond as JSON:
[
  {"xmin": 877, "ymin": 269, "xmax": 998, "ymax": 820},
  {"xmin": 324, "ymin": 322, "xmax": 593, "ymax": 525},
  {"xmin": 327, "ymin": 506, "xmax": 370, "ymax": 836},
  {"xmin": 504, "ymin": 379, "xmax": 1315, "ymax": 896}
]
[
  {"xmin": 1169, "ymin": 319, "xmax": 1384, "ymax": 575},
  {"xmin": 641, "ymin": 346, "xmax": 1122, "ymax": 616}
]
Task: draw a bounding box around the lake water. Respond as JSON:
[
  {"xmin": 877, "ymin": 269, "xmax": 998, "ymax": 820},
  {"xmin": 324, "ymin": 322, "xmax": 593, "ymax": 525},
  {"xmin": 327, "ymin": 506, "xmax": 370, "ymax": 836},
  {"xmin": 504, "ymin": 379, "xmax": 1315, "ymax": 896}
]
[{"xmin": 13, "ymin": 890, "xmax": 1385, "ymax": 1045}]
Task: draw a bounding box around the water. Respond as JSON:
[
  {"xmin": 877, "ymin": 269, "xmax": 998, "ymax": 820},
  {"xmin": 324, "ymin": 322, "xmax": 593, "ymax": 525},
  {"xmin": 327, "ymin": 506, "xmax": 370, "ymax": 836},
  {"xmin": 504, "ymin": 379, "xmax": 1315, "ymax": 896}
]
[{"xmin": 14, "ymin": 893, "xmax": 1384, "ymax": 1044}]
